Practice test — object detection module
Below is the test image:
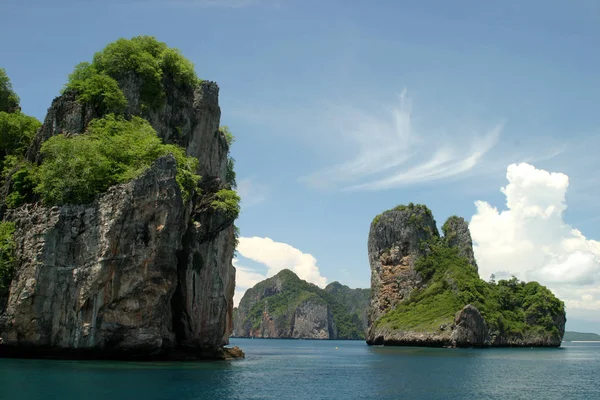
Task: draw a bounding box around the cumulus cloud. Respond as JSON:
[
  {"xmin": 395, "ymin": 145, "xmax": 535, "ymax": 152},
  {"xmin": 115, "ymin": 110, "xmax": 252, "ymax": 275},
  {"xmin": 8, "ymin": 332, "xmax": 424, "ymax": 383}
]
[
  {"xmin": 233, "ymin": 260, "xmax": 268, "ymax": 306},
  {"xmin": 470, "ymin": 163, "xmax": 600, "ymax": 319},
  {"xmin": 233, "ymin": 237, "xmax": 327, "ymax": 306},
  {"xmin": 300, "ymin": 90, "xmax": 502, "ymax": 191}
]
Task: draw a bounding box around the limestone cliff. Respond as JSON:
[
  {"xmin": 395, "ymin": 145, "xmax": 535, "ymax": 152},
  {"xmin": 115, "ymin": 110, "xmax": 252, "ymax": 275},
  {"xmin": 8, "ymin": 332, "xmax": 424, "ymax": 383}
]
[
  {"xmin": 442, "ymin": 216, "xmax": 477, "ymax": 269},
  {"xmin": 324, "ymin": 282, "xmax": 370, "ymax": 335},
  {"xmin": 0, "ymin": 38, "xmax": 240, "ymax": 360},
  {"xmin": 232, "ymin": 269, "xmax": 367, "ymax": 340},
  {"xmin": 367, "ymin": 203, "xmax": 566, "ymax": 348}
]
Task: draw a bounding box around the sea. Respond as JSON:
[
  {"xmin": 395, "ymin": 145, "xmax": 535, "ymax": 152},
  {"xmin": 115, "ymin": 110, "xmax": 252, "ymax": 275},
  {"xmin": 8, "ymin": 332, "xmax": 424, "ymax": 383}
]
[{"xmin": 0, "ymin": 339, "xmax": 599, "ymax": 400}]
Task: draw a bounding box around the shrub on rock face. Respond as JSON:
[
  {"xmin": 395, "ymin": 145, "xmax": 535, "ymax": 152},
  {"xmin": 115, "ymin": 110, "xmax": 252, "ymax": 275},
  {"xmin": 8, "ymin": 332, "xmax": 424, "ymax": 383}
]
[
  {"xmin": 0, "ymin": 111, "xmax": 42, "ymax": 170},
  {"xmin": 218, "ymin": 126, "xmax": 237, "ymax": 189},
  {"xmin": 0, "ymin": 221, "xmax": 15, "ymax": 296},
  {"xmin": 35, "ymin": 114, "xmax": 200, "ymax": 205},
  {"xmin": 211, "ymin": 189, "xmax": 240, "ymax": 220}
]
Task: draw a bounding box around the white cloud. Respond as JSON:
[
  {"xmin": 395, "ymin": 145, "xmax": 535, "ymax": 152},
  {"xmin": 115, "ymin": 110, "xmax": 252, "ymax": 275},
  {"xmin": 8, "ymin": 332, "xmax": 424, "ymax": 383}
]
[
  {"xmin": 237, "ymin": 177, "xmax": 269, "ymax": 207},
  {"xmin": 470, "ymin": 162, "xmax": 600, "ymax": 320},
  {"xmin": 300, "ymin": 90, "xmax": 502, "ymax": 191},
  {"xmin": 233, "ymin": 237, "xmax": 327, "ymax": 306},
  {"xmin": 233, "ymin": 260, "xmax": 267, "ymax": 306}
]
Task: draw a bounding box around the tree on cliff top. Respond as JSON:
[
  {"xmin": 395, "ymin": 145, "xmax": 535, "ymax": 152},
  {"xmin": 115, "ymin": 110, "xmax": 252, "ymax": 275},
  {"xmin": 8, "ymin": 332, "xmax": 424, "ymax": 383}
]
[
  {"xmin": 63, "ymin": 36, "xmax": 202, "ymax": 112},
  {"xmin": 0, "ymin": 68, "xmax": 20, "ymax": 113}
]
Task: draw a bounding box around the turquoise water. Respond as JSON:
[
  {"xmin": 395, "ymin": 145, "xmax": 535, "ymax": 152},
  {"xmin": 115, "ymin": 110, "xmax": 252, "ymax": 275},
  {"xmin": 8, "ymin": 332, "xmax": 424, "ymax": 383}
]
[{"xmin": 1, "ymin": 339, "xmax": 599, "ymax": 399}]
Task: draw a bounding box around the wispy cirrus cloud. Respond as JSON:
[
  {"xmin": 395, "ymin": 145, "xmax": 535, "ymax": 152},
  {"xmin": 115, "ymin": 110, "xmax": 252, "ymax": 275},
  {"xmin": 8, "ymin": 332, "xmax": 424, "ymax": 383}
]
[
  {"xmin": 237, "ymin": 177, "xmax": 269, "ymax": 207},
  {"xmin": 300, "ymin": 90, "xmax": 502, "ymax": 191},
  {"xmin": 139, "ymin": 0, "xmax": 281, "ymax": 8}
]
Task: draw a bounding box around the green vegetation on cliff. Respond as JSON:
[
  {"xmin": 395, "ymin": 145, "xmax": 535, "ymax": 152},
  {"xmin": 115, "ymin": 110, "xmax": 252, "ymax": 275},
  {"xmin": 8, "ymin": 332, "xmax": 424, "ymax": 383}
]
[
  {"xmin": 2, "ymin": 38, "xmax": 238, "ymax": 209},
  {"xmin": 65, "ymin": 63, "xmax": 128, "ymax": 114},
  {"xmin": 64, "ymin": 36, "xmax": 201, "ymax": 111},
  {"xmin": 376, "ymin": 213, "xmax": 565, "ymax": 343},
  {"xmin": 3, "ymin": 114, "xmax": 199, "ymax": 207},
  {"xmin": 0, "ymin": 111, "xmax": 41, "ymax": 171},
  {"xmin": 0, "ymin": 68, "xmax": 20, "ymax": 113},
  {"xmin": 0, "ymin": 69, "xmax": 42, "ymax": 209},
  {"xmin": 372, "ymin": 202, "xmax": 433, "ymax": 228},
  {"xmin": 36, "ymin": 115, "xmax": 199, "ymax": 205},
  {"xmin": 211, "ymin": 189, "xmax": 240, "ymax": 220},
  {"xmin": 218, "ymin": 126, "xmax": 237, "ymax": 188},
  {"xmin": 0, "ymin": 221, "xmax": 16, "ymax": 296}
]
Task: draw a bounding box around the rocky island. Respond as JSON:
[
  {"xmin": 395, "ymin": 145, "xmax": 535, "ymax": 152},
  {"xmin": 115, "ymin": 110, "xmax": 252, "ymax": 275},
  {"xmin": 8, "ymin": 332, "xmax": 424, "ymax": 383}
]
[
  {"xmin": 0, "ymin": 36, "xmax": 241, "ymax": 360},
  {"xmin": 233, "ymin": 269, "xmax": 369, "ymax": 339},
  {"xmin": 367, "ymin": 203, "xmax": 566, "ymax": 348}
]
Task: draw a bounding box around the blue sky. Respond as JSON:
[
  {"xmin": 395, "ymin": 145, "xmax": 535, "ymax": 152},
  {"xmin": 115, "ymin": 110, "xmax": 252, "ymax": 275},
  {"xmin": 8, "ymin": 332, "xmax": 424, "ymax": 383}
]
[{"xmin": 2, "ymin": 0, "xmax": 599, "ymax": 332}]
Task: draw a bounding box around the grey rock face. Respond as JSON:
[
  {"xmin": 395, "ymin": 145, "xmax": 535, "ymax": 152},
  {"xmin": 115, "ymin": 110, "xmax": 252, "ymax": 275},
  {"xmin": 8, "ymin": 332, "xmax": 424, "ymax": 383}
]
[
  {"xmin": 442, "ymin": 216, "xmax": 478, "ymax": 270},
  {"xmin": 291, "ymin": 297, "xmax": 333, "ymax": 339},
  {"xmin": 451, "ymin": 305, "xmax": 487, "ymax": 347},
  {"xmin": 1, "ymin": 157, "xmax": 183, "ymax": 354},
  {"xmin": 367, "ymin": 206, "xmax": 438, "ymax": 333},
  {"xmin": 172, "ymin": 179, "xmax": 237, "ymax": 350},
  {"xmin": 1, "ymin": 76, "xmax": 237, "ymax": 359}
]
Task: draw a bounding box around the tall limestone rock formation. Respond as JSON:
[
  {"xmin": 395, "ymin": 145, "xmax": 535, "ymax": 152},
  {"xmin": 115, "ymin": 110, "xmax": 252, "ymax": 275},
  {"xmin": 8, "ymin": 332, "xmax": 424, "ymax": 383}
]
[
  {"xmin": 367, "ymin": 204, "xmax": 438, "ymax": 327},
  {"xmin": 367, "ymin": 203, "xmax": 566, "ymax": 348},
  {"xmin": 0, "ymin": 37, "xmax": 240, "ymax": 359},
  {"xmin": 442, "ymin": 216, "xmax": 478, "ymax": 269}
]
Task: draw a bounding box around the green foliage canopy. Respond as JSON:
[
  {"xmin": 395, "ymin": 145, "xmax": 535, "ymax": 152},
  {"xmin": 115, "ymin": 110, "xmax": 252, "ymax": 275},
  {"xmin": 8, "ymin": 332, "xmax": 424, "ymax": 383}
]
[
  {"xmin": 0, "ymin": 111, "xmax": 42, "ymax": 170},
  {"xmin": 35, "ymin": 114, "xmax": 200, "ymax": 205},
  {"xmin": 64, "ymin": 36, "xmax": 202, "ymax": 111},
  {"xmin": 0, "ymin": 221, "xmax": 16, "ymax": 296},
  {"xmin": 65, "ymin": 63, "xmax": 127, "ymax": 114},
  {"xmin": 0, "ymin": 68, "xmax": 20, "ymax": 113},
  {"xmin": 211, "ymin": 189, "xmax": 240, "ymax": 220}
]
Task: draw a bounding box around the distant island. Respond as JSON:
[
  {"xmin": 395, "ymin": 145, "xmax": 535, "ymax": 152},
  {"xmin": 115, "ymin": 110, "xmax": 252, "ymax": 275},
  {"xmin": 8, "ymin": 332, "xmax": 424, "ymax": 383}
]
[
  {"xmin": 367, "ymin": 203, "xmax": 566, "ymax": 348},
  {"xmin": 563, "ymin": 331, "xmax": 600, "ymax": 341},
  {"xmin": 232, "ymin": 269, "xmax": 369, "ymax": 340},
  {"xmin": 232, "ymin": 203, "xmax": 567, "ymax": 348}
]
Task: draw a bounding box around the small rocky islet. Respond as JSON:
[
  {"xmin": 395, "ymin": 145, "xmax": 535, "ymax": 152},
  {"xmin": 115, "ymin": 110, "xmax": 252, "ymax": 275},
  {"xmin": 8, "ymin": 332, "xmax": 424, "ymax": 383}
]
[
  {"xmin": 0, "ymin": 36, "xmax": 565, "ymax": 360},
  {"xmin": 367, "ymin": 204, "xmax": 565, "ymax": 348}
]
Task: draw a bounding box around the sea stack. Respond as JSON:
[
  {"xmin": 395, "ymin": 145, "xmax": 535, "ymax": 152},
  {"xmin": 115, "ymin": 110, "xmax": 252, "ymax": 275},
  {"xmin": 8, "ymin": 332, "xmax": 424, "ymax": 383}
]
[
  {"xmin": 366, "ymin": 203, "xmax": 566, "ymax": 348},
  {"xmin": 0, "ymin": 37, "xmax": 240, "ymax": 360}
]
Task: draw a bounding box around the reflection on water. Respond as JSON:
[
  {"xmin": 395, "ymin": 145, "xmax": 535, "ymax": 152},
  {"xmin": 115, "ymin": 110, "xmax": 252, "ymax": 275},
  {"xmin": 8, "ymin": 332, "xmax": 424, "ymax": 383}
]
[{"xmin": 0, "ymin": 340, "xmax": 598, "ymax": 400}]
